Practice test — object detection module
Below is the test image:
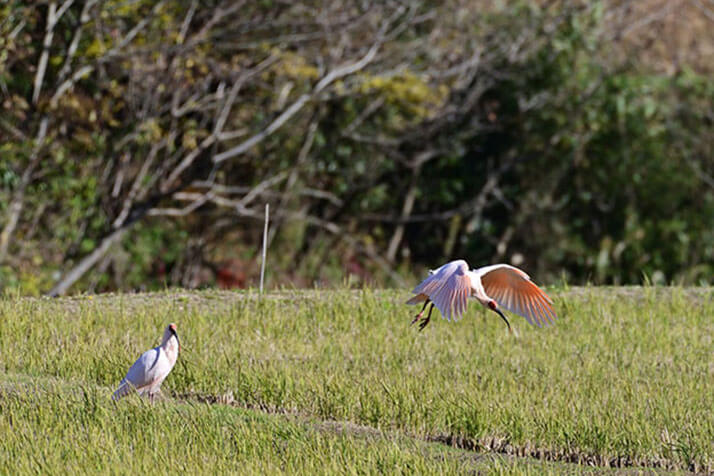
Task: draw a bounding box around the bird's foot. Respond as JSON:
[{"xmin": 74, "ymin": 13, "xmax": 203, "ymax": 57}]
[
  {"xmin": 410, "ymin": 311, "xmax": 424, "ymax": 326},
  {"xmin": 418, "ymin": 316, "xmax": 431, "ymax": 331}
]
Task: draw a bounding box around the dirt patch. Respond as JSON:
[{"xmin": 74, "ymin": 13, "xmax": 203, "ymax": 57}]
[{"xmin": 427, "ymin": 433, "xmax": 691, "ymax": 473}]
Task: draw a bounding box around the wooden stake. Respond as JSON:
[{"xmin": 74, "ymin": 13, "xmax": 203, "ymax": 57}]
[{"xmin": 260, "ymin": 203, "xmax": 269, "ymax": 294}]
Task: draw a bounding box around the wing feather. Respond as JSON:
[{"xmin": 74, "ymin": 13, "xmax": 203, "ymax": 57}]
[
  {"xmin": 407, "ymin": 260, "xmax": 471, "ymax": 322},
  {"xmin": 535, "ymin": 294, "xmax": 555, "ymax": 324},
  {"xmin": 458, "ymin": 287, "xmax": 468, "ymax": 317},
  {"xmin": 531, "ymin": 291, "xmax": 552, "ymax": 324},
  {"xmin": 435, "ymin": 286, "xmax": 448, "ymax": 321},
  {"xmin": 475, "ymin": 264, "xmax": 557, "ymax": 327},
  {"xmin": 448, "ymin": 288, "xmax": 456, "ymax": 320},
  {"xmin": 537, "ymin": 296, "xmax": 549, "ymax": 325},
  {"xmin": 497, "ymin": 286, "xmax": 509, "ymax": 306},
  {"xmin": 533, "ymin": 295, "xmax": 547, "ymax": 325},
  {"xmin": 528, "ymin": 295, "xmax": 543, "ymax": 327},
  {"xmin": 514, "ymin": 291, "xmax": 523, "ymax": 317},
  {"xmin": 519, "ymin": 292, "xmax": 537, "ymax": 326},
  {"xmin": 113, "ymin": 348, "xmax": 159, "ymax": 400}
]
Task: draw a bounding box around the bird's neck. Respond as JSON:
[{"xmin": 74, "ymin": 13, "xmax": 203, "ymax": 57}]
[
  {"xmin": 161, "ymin": 337, "xmax": 179, "ymax": 364},
  {"xmin": 466, "ymin": 271, "xmax": 491, "ymax": 305}
]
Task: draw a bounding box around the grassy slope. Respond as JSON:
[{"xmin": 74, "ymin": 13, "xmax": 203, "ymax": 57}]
[
  {"xmin": 0, "ymin": 287, "xmax": 711, "ymax": 473},
  {"xmin": 1, "ymin": 375, "xmax": 592, "ymax": 475}
]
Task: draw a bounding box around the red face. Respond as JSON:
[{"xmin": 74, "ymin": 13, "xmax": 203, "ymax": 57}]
[{"xmin": 487, "ymin": 300, "xmax": 498, "ymax": 310}]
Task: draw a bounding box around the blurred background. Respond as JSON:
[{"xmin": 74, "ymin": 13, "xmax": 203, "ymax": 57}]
[{"xmin": 0, "ymin": 0, "xmax": 712, "ymax": 295}]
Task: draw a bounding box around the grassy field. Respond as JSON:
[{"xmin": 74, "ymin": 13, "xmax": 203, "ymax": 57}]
[{"xmin": 0, "ymin": 287, "xmax": 711, "ymax": 474}]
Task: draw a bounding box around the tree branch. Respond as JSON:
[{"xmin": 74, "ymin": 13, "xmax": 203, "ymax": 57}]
[
  {"xmin": 0, "ymin": 117, "xmax": 48, "ymax": 262},
  {"xmin": 212, "ymin": 35, "xmax": 384, "ymax": 164}
]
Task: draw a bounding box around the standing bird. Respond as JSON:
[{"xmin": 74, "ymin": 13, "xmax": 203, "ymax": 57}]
[
  {"xmin": 407, "ymin": 260, "xmax": 556, "ymax": 332},
  {"xmin": 112, "ymin": 323, "xmax": 180, "ymax": 402}
]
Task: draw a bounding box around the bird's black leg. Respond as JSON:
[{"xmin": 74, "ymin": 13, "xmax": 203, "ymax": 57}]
[
  {"xmin": 411, "ymin": 299, "xmax": 430, "ymax": 325},
  {"xmin": 418, "ymin": 303, "xmax": 435, "ymax": 331}
]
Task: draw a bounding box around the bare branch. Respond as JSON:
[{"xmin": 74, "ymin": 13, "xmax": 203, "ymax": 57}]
[
  {"xmin": 187, "ymin": 181, "xmax": 343, "ymax": 207},
  {"xmin": 342, "ymin": 97, "xmax": 385, "ymax": 136},
  {"xmin": 177, "ymin": 1, "xmax": 199, "ymax": 45},
  {"xmin": 691, "ymin": 0, "xmax": 714, "ymax": 22},
  {"xmin": 267, "ymin": 119, "xmax": 319, "ymax": 245},
  {"xmin": 162, "ymin": 54, "xmax": 279, "ymax": 189},
  {"xmin": 104, "ymin": 1, "xmax": 168, "ymax": 60},
  {"xmin": 112, "ymin": 136, "xmax": 171, "ymax": 228},
  {"xmin": 213, "ymin": 35, "xmax": 384, "ymax": 164},
  {"xmin": 212, "ymin": 94, "xmax": 309, "ymax": 164},
  {"xmin": 235, "ymin": 172, "xmax": 289, "ymax": 209},
  {"xmin": 56, "ymin": 0, "xmax": 97, "ymax": 82},
  {"xmin": 0, "ymin": 117, "xmax": 48, "ymax": 261},
  {"xmin": 32, "ymin": 0, "xmax": 76, "ymax": 102},
  {"xmin": 161, "ymin": 136, "xmax": 216, "ymax": 193},
  {"xmin": 147, "ymin": 192, "xmax": 214, "ymax": 217},
  {"xmin": 50, "ymin": 65, "xmax": 94, "ymax": 107},
  {"xmin": 33, "ymin": 2, "xmax": 58, "ymax": 104},
  {"xmin": 47, "ymin": 227, "xmax": 127, "ymax": 297},
  {"xmin": 386, "ymin": 161, "xmax": 421, "ymax": 262}
]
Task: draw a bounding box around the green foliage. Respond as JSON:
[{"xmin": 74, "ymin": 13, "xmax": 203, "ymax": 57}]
[
  {"xmin": 393, "ymin": 4, "xmax": 713, "ymax": 285},
  {"xmin": 361, "ymin": 71, "xmax": 449, "ymax": 120},
  {"xmin": 0, "ymin": 1, "xmax": 711, "ymax": 294}
]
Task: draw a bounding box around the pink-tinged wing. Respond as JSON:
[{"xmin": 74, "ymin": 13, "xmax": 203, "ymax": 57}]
[
  {"xmin": 475, "ymin": 264, "xmax": 556, "ymax": 327},
  {"xmin": 408, "ymin": 260, "xmax": 472, "ymax": 321}
]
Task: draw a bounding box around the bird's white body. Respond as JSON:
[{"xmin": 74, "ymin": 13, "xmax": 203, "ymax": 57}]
[
  {"xmin": 408, "ymin": 260, "xmax": 556, "ymax": 328},
  {"xmin": 112, "ymin": 324, "xmax": 180, "ymax": 401}
]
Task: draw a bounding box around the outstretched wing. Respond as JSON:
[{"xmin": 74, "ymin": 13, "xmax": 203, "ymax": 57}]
[
  {"xmin": 474, "ymin": 264, "xmax": 556, "ymax": 327},
  {"xmin": 407, "ymin": 260, "xmax": 472, "ymax": 321}
]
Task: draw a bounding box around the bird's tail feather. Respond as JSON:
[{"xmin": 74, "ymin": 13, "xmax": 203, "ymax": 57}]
[{"xmin": 112, "ymin": 380, "xmax": 135, "ymax": 401}]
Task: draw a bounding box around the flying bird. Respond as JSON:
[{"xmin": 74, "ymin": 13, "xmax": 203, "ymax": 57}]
[
  {"xmin": 407, "ymin": 260, "xmax": 556, "ymax": 332},
  {"xmin": 112, "ymin": 323, "xmax": 180, "ymax": 402}
]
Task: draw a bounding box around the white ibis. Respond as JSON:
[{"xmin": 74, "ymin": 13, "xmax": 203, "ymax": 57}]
[
  {"xmin": 407, "ymin": 260, "xmax": 556, "ymax": 332},
  {"xmin": 112, "ymin": 323, "xmax": 180, "ymax": 402}
]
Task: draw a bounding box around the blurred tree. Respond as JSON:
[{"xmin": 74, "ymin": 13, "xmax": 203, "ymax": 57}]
[{"xmin": 0, "ymin": 1, "xmax": 711, "ymax": 294}]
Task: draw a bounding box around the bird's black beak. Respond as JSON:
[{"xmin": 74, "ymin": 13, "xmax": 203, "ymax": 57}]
[{"xmin": 494, "ymin": 308, "xmax": 512, "ymax": 334}]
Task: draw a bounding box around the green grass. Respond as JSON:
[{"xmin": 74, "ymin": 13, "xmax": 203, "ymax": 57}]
[
  {"xmin": 0, "ymin": 287, "xmax": 712, "ymax": 473},
  {"xmin": 0, "ymin": 375, "xmax": 587, "ymax": 475}
]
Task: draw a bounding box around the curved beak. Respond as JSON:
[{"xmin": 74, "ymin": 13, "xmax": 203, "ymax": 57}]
[{"xmin": 494, "ymin": 308, "xmax": 512, "ymax": 334}]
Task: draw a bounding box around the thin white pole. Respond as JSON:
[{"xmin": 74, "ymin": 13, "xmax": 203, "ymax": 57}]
[{"xmin": 260, "ymin": 203, "xmax": 269, "ymax": 294}]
